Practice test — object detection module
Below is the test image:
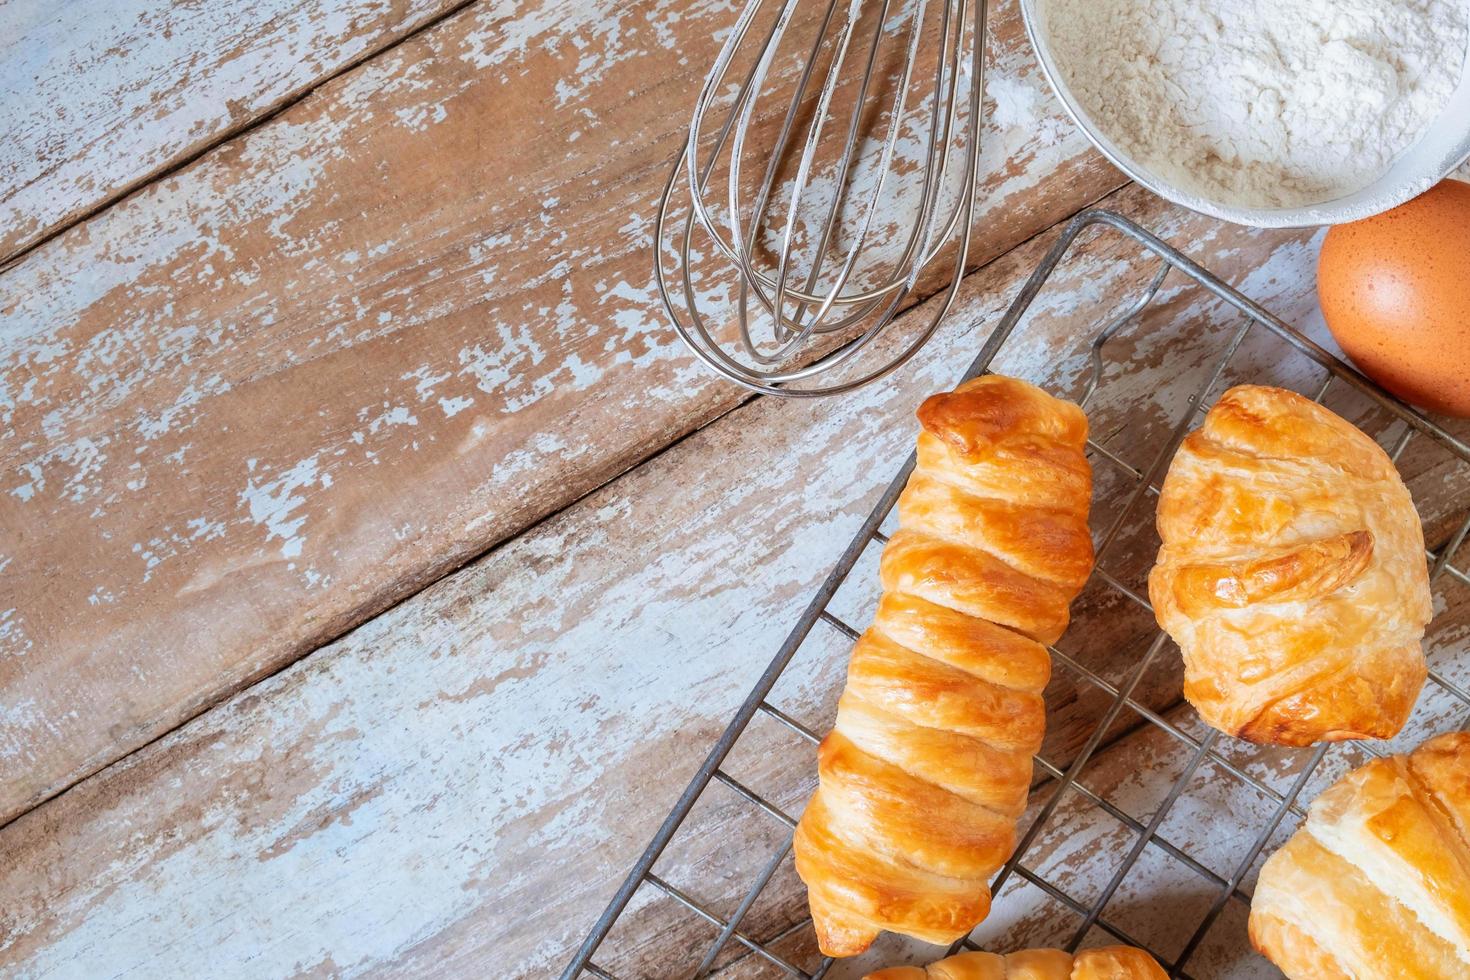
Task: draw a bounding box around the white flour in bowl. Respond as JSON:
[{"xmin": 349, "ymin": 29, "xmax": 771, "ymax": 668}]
[{"xmin": 1039, "ymin": 0, "xmax": 1469, "ymax": 208}]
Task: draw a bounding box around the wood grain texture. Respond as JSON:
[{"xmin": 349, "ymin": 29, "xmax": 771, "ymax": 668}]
[
  {"xmin": 8, "ymin": 184, "xmax": 1465, "ymax": 977},
  {"xmin": 0, "ymin": 0, "xmax": 1121, "ymax": 825},
  {"xmin": 0, "ymin": 0, "xmax": 465, "ymax": 266}
]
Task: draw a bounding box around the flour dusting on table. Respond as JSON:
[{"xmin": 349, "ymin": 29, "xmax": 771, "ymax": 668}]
[{"xmin": 1040, "ymin": 0, "xmax": 1469, "ymax": 208}]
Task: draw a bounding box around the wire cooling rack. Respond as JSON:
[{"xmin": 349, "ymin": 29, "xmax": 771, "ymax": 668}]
[{"xmin": 563, "ymin": 210, "xmax": 1470, "ymax": 980}]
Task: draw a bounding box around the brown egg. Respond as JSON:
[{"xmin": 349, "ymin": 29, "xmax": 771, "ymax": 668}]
[{"xmin": 1318, "ymin": 178, "xmax": 1470, "ymax": 418}]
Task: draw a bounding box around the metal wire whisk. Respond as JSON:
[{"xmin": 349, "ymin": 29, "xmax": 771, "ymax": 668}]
[{"xmin": 654, "ymin": 0, "xmax": 988, "ymax": 397}]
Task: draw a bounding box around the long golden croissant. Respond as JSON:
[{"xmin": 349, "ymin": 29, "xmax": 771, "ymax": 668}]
[
  {"xmin": 793, "ymin": 374, "xmax": 1094, "ymax": 956},
  {"xmin": 865, "ymin": 945, "xmax": 1168, "ymax": 980},
  {"xmin": 1250, "ymin": 731, "xmax": 1470, "ymax": 978},
  {"xmin": 1148, "ymin": 385, "xmax": 1431, "ymax": 745}
]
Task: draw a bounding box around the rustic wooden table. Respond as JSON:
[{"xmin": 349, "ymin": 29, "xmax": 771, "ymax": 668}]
[{"xmin": 2, "ymin": 2, "xmax": 1468, "ymax": 977}]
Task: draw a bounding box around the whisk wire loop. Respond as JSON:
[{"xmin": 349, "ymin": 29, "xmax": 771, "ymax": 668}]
[{"xmin": 657, "ymin": 0, "xmax": 988, "ymax": 396}]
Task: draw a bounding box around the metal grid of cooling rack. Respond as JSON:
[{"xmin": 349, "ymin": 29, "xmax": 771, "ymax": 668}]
[{"xmin": 564, "ymin": 209, "xmax": 1470, "ymax": 980}]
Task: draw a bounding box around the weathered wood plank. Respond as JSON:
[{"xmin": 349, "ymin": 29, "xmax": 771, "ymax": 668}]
[
  {"xmin": 0, "ymin": 0, "xmax": 1122, "ymax": 824},
  {"xmin": 0, "ymin": 0, "xmax": 467, "ymax": 266},
  {"xmin": 8, "ymin": 184, "xmax": 1464, "ymax": 977}
]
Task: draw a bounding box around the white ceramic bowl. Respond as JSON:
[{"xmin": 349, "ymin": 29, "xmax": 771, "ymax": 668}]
[{"xmin": 1018, "ymin": 0, "xmax": 1470, "ymax": 228}]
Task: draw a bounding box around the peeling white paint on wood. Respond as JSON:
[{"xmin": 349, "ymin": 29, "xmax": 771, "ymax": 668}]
[
  {"xmin": 0, "ymin": 0, "xmax": 1121, "ymax": 824},
  {"xmin": 0, "ymin": 0, "xmax": 460, "ymax": 265},
  {"xmin": 5, "ymin": 186, "xmax": 1464, "ymax": 977}
]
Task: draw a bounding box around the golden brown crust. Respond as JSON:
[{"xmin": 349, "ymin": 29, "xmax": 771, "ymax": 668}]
[
  {"xmin": 1002, "ymin": 949, "xmax": 1074, "ymax": 980},
  {"xmin": 1164, "ymin": 529, "xmax": 1373, "ymax": 618},
  {"xmin": 1246, "ymin": 911, "xmax": 1351, "ymax": 980},
  {"xmin": 864, "ymin": 946, "xmax": 1165, "ymax": 980},
  {"xmin": 879, "ymin": 531, "xmax": 1077, "ymax": 648},
  {"xmin": 1148, "ymin": 385, "xmax": 1431, "ymax": 745},
  {"xmin": 794, "ymin": 375, "xmax": 1094, "ymax": 957},
  {"xmin": 1250, "ymin": 732, "xmax": 1470, "ymax": 978},
  {"xmin": 916, "ymin": 378, "xmax": 1089, "ymax": 462},
  {"xmin": 867, "ymin": 969, "xmax": 934, "ymax": 980},
  {"xmin": 1068, "ymin": 947, "xmax": 1168, "ymax": 980}
]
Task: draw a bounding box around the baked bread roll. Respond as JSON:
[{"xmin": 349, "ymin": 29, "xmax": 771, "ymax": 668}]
[
  {"xmin": 793, "ymin": 375, "xmax": 1094, "ymax": 956},
  {"xmin": 865, "ymin": 945, "xmax": 1167, "ymax": 980},
  {"xmin": 1250, "ymin": 731, "xmax": 1470, "ymax": 978},
  {"xmin": 1148, "ymin": 384, "xmax": 1431, "ymax": 745}
]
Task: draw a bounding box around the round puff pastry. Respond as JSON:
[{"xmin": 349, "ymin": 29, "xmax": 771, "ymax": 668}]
[
  {"xmin": 865, "ymin": 945, "xmax": 1167, "ymax": 980},
  {"xmin": 794, "ymin": 375, "xmax": 1094, "ymax": 957},
  {"xmin": 1250, "ymin": 731, "xmax": 1470, "ymax": 978},
  {"xmin": 1148, "ymin": 384, "xmax": 1431, "ymax": 745}
]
